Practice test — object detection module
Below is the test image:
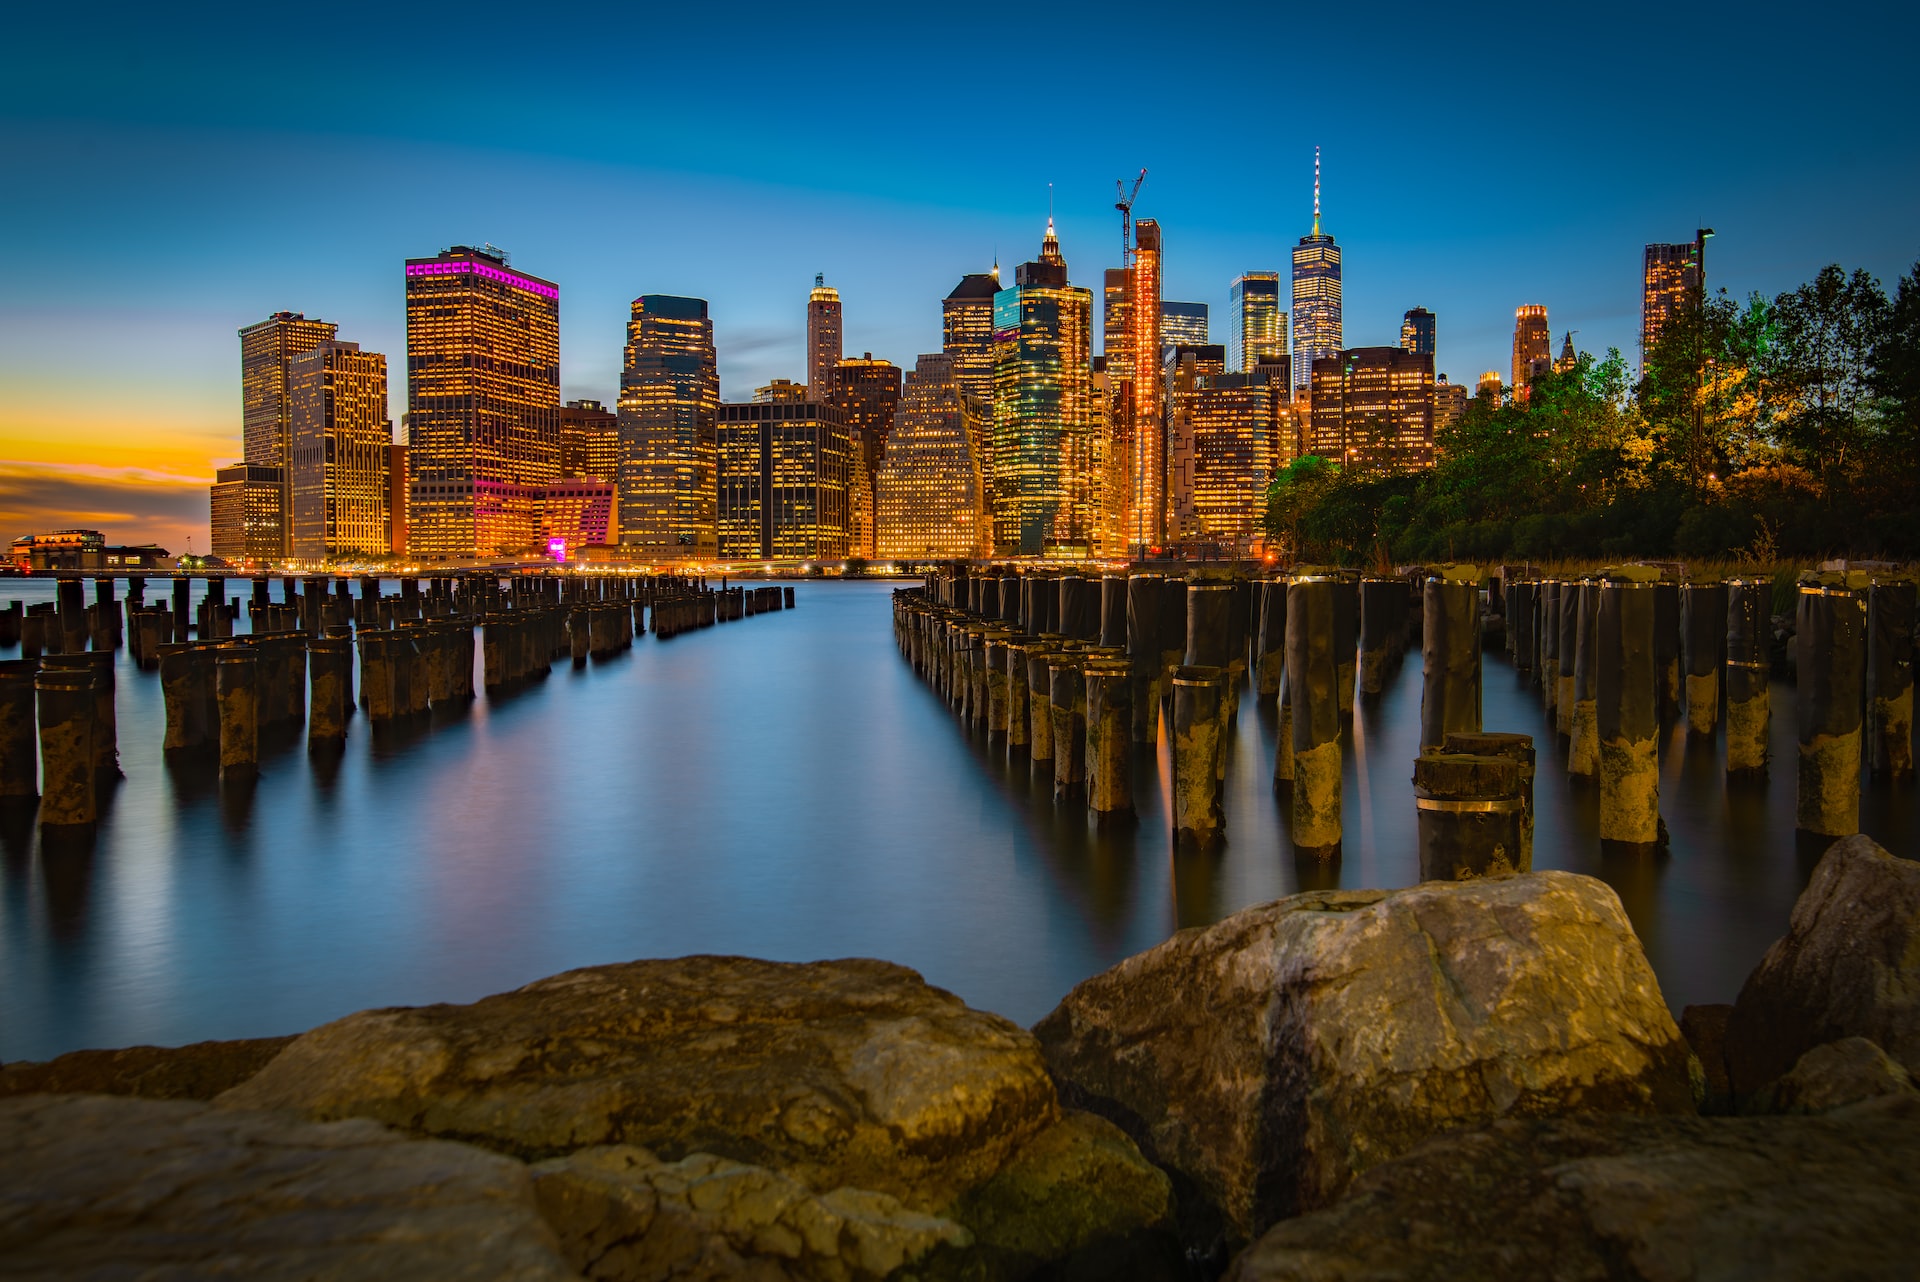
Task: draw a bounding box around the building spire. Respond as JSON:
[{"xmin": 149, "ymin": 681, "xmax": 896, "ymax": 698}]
[{"xmin": 1312, "ymin": 146, "xmax": 1321, "ymax": 237}]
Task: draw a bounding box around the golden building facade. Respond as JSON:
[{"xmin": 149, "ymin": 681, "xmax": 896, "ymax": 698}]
[
  {"xmin": 1291, "ymin": 154, "xmax": 1342, "ymax": 397},
  {"xmin": 1511, "ymin": 305, "xmax": 1551, "ymax": 393},
  {"xmin": 616, "ymin": 295, "xmax": 719, "ymax": 559},
  {"xmin": 992, "ymin": 220, "xmax": 1094, "ymax": 557},
  {"xmin": 806, "ymin": 276, "xmax": 842, "ymax": 396},
  {"xmin": 240, "ymin": 311, "xmax": 337, "ymax": 557},
  {"xmin": 540, "ymin": 478, "xmax": 616, "ymax": 554},
  {"xmin": 1229, "ymin": 272, "xmax": 1285, "ymax": 373},
  {"xmin": 289, "ymin": 341, "xmax": 391, "ymax": 560},
  {"xmin": 404, "ymin": 246, "xmax": 560, "ymax": 560},
  {"xmin": 875, "ymin": 354, "xmax": 986, "ymax": 560},
  {"xmin": 560, "ymin": 399, "xmax": 621, "ymax": 482},
  {"xmin": 834, "ymin": 354, "xmax": 902, "ymax": 560},
  {"xmin": 1167, "ymin": 359, "xmax": 1281, "ymax": 548},
  {"xmin": 210, "ymin": 464, "xmax": 284, "ymax": 565},
  {"xmin": 941, "ymin": 272, "xmax": 999, "ymax": 409},
  {"xmin": 1128, "ymin": 220, "xmax": 1165, "ymax": 550},
  {"xmin": 1308, "ymin": 346, "xmax": 1435, "ymax": 471},
  {"xmin": 1642, "ymin": 233, "xmax": 1707, "ymax": 364},
  {"xmin": 717, "ymin": 391, "xmax": 850, "ymax": 561}
]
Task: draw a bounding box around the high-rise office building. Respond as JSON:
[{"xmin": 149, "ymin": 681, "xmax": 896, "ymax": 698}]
[
  {"xmin": 1433, "ymin": 375, "xmax": 1468, "ymax": 432},
  {"xmin": 942, "ymin": 270, "xmax": 999, "ymax": 408},
  {"xmin": 875, "ymin": 353, "xmax": 988, "ymax": 560},
  {"xmin": 1511, "ymin": 305, "xmax": 1552, "ymax": 393},
  {"xmin": 716, "ymin": 387, "xmax": 850, "ymax": 561},
  {"xmin": 1128, "ymin": 220, "xmax": 1166, "ymax": 549},
  {"xmin": 289, "ymin": 340, "xmax": 391, "ymax": 560},
  {"xmin": 209, "ymin": 464, "xmax": 284, "ymax": 565},
  {"xmin": 240, "ymin": 311, "xmax": 338, "ymax": 557},
  {"xmin": 1642, "ymin": 231, "xmax": 1710, "ymax": 365},
  {"xmin": 807, "ymin": 275, "xmax": 843, "ymax": 396},
  {"xmin": 992, "ymin": 219, "xmax": 1095, "ymax": 556},
  {"xmin": 615, "ymin": 295, "xmax": 719, "ymax": 560},
  {"xmin": 404, "ymin": 245, "xmax": 560, "ymax": 560},
  {"xmin": 1161, "ymin": 300, "xmax": 1208, "ymax": 348},
  {"xmin": 388, "ymin": 444, "xmax": 408, "ymax": 555},
  {"xmin": 560, "ymin": 399, "xmax": 620, "ymax": 482},
  {"xmin": 835, "ymin": 353, "xmax": 902, "ymax": 559},
  {"xmin": 1555, "ymin": 332, "xmax": 1578, "ymax": 375},
  {"xmin": 1229, "ymin": 272, "xmax": 1285, "ymax": 374},
  {"xmin": 1400, "ymin": 307, "xmax": 1435, "ymax": 356},
  {"xmin": 1166, "ymin": 352, "xmax": 1280, "ymax": 549},
  {"xmin": 1475, "ymin": 370, "xmax": 1504, "ymax": 400},
  {"xmin": 1308, "ymin": 347, "xmax": 1435, "ymax": 471},
  {"xmin": 1291, "ymin": 149, "xmax": 1343, "ymax": 396},
  {"xmin": 540, "ymin": 479, "xmax": 616, "ymax": 555}
]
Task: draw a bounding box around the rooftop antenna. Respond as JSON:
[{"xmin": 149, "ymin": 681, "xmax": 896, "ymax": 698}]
[
  {"xmin": 1313, "ymin": 147, "xmax": 1321, "ymax": 236},
  {"xmin": 815, "ymin": 272, "xmax": 824, "ymax": 289}
]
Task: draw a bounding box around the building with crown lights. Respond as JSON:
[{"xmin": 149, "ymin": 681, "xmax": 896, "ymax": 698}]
[
  {"xmin": 1512, "ymin": 305, "xmax": 1552, "ymax": 393},
  {"xmin": 1229, "ymin": 272, "xmax": 1285, "ymax": 375},
  {"xmin": 807, "ymin": 276, "xmax": 842, "ymax": 396},
  {"xmin": 1291, "ymin": 151, "xmax": 1343, "ymax": 398}
]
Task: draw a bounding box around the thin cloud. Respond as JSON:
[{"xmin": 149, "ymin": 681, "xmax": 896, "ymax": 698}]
[{"xmin": 0, "ymin": 461, "xmax": 208, "ymax": 551}]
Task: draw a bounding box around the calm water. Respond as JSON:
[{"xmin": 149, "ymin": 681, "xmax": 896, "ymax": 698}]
[{"xmin": 1, "ymin": 578, "xmax": 1914, "ymax": 1063}]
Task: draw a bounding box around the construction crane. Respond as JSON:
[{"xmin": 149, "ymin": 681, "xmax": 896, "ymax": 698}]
[{"xmin": 1115, "ymin": 169, "xmax": 1147, "ymax": 266}]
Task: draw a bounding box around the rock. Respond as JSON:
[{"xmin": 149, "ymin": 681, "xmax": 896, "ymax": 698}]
[
  {"xmin": 1680, "ymin": 1002, "xmax": 1734, "ymax": 1113},
  {"xmin": 218, "ymin": 955, "xmax": 1166, "ymax": 1275},
  {"xmin": 1725, "ymin": 834, "xmax": 1920, "ymax": 1097},
  {"xmin": 1761, "ymin": 1037, "xmax": 1917, "ymax": 1115},
  {"xmin": 0, "ymin": 1035, "xmax": 295, "ymax": 1101},
  {"xmin": 0, "ymin": 1093, "xmax": 579, "ymax": 1281},
  {"xmin": 1223, "ymin": 1094, "xmax": 1920, "ymax": 1282},
  {"xmin": 1033, "ymin": 873, "xmax": 1692, "ymax": 1250},
  {"xmin": 530, "ymin": 1144, "xmax": 969, "ymax": 1281}
]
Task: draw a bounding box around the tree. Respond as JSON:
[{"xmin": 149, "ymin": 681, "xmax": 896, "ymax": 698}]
[{"xmin": 1769, "ymin": 265, "xmax": 1888, "ymax": 486}]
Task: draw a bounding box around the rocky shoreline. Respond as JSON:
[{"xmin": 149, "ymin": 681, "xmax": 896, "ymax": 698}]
[{"xmin": 4, "ymin": 834, "xmax": 1916, "ymax": 1280}]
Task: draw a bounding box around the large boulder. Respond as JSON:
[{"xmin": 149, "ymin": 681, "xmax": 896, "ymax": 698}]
[
  {"xmin": 1224, "ymin": 1094, "xmax": 1920, "ymax": 1281},
  {"xmin": 1033, "ymin": 873, "xmax": 1692, "ymax": 1250},
  {"xmin": 1726, "ymin": 834, "xmax": 1920, "ymax": 1097},
  {"xmin": 0, "ymin": 1093, "xmax": 579, "ymax": 1281},
  {"xmin": 218, "ymin": 955, "xmax": 1170, "ymax": 1276},
  {"xmin": 0, "ymin": 1034, "xmax": 294, "ymax": 1100},
  {"xmin": 1760, "ymin": 1037, "xmax": 1917, "ymax": 1115}
]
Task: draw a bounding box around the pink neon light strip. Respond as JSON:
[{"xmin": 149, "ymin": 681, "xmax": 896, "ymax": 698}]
[{"xmin": 405, "ymin": 260, "xmax": 559, "ymax": 300}]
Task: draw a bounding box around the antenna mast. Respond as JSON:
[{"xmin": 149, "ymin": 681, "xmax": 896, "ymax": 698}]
[{"xmin": 1312, "ymin": 147, "xmax": 1321, "ymax": 236}]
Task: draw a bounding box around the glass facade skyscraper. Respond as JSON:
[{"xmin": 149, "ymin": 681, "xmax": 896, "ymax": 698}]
[
  {"xmin": 1400, "ymin": 307, "xmax": 1435, "ymax": 356},
  {"xmin": 288, "ymin": 340, "xmax": 391, "ymax": 559},
  {"xmin": 404, "ymin": 246, "xmax": 560, "ymax": 560},
  {"xmin": 716, "ymin": 391, "xmax": 850, "ymax": 561},
  {"xmin": 1290, "ymin": 158, "xmax": 1342, "ymax": 398},
  {"xmin": 941, "ymin": 272, "xmax": 999, "ymax": 409},
  {"xmin": 1161, "ymin": 300, "xmax": 1208, "ymax": 348},
  {"xmin": 616, "ymin": 295, "xmax": 720, "ymax": 559},
  {"xmin": 1229, "ymin": 272, "xmax": 1285, "ymax": 374},
  {"xmin": 239, "ymin": 310, "xmax": 337, "ymax": 557},
  {"xmin": 1642, "ymin": 234, "xmax": 1707, "ymax": 367}
]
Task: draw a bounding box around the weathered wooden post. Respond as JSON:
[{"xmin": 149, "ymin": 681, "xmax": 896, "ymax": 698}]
[
  {"xmin": 1414, "ymin": 752, "xmax": 1524, "ymax": 880},
  {"xmin": 0, "ymin": 659, "xmax": 38, "ymax": 800},
  {"xmin": 1653, "ymin": 579, "xmax": 1682, "ymax": 720},
  {"xmin": 1099, "ymin": 575, "xmax": 1128, "ymax": 648},
  {"xmin": 1288, "ymin": 575, "xmax": 1342, "ymax": 855},
  {"xmin": 1725, "ymin": 578, "xmax": 1771, "ymax": 774},
  {"xmin": 1420, "ymin": 570, "xmax": 1481, "ymax": 751},
  {"xmin": 1556, "ymin": 579, "xmax": 1579, "ymax": 739},
  {"xmin": 1683, "ymin": 581, "xmax": 1728, "ymax": 736},
  {"xmin": 36, "ymin": 664, "xmax": 96, "ymax": 825},
  {"xmin": 1539, "ymin": 580, "xmax": 1560, "ymax": 720},
  {"xmin": 1126, "ymin": 574, "xmax": 1163, "ymax": 741},
  {"xmin": 1361, "ymin": 577, "xmax": 1403, "ymax": 695},
  {"xmin": 1332, "ymin": 575, "xmax": 1358, "ymax": 715},
  {"xmin": 1569, "ymin": 580, "xmax": 1600, "ymax": 778},
  {"xmin": 1084, "ymin": 659, "xmax": 1132, "ymax": 815},
  {"xmin": 1507, "ymin": 579, "xmax": 1535, "ymax": 675},
  {"xmin": 1598, "ymin": 578, "xmax": 1661, "ymax": 847},
  {"xmin": 216, "ymin": 647, "xmax": 259, "ymax": 779},
  {"xmin": 1255, "ymin": 579, "xmax": 1287, "ymax": 700},
  {"xmin": 1442, "ymin": 731, "xmax": 1535, "ymax": 868},
  {"xmin": 1049, "ymin": 654, "xmax": 1088, "ymax": 801},
  {"xmin": 1026, "ymin": 646, "xmax": 1060, "ymax": 765},
  {"xmin": 308, "ymin": 636, "xmax": 349, "ymax": 746},
  {"xmin": 1004, "ymin": 639, "xmax": 1033, "ymax": 753},
  {"xmin": 985, "ymin": 630, "xmax": 1014, "ymax": 739},
  {"xmin": 1171, "ymin": 665, "xmax": 1226, "ymax": 847},
  {"xmin": 1796, "ymin": 576, "xmax": 1866, "ymax": 837},
  {"xmin": 1867, "ymin": 577, "xmax": 1914, "ymax": 778}
]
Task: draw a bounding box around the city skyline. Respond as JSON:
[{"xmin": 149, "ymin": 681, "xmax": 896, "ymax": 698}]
[{"xmin": 4, "ymin": 0, "xmax": 1916, "ymax": 551}]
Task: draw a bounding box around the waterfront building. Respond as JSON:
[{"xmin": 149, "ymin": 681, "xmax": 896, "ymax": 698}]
[
  {"xmin": 1400, "ymin": 307, "xmax": 1435, "ymax": 356},
  {"xmin": 874, "ymin": 353, "xmax": 987, "ymax": 560},
  {"xmin": 991, "ymin": 219, "xmax": 1096, "ymax": 557},
  {"xmin": 807, "ymin": 275, "xmax": 843, "ymax": 396},
  {"xmin": 941, "ymin": 270, "xmax": 999, "ymax": 409},
  {"xmin": 1291, "ymin": 149, "xmax": 1342, "ymax": 398},
  {"xmin": 404, "ymin": 245, "xmax": 560, "ymax": 560},
  {"xmin": 388, "ymin": 444, "xmax": 408, "ymax": 556},
  {"xmin": 240, "ymin": 310, "xmax": 338, "ymax": 557},
  {"xmin": 616, "ymin": 295, "xmax": 720, "ymax": 560},
  {"xmin": 560, "ymin": 399, "xmax": 620, "ymax": 482},
  {"xmin": 540, "ymin": 478, "xmax": 616, "ymax": 556},
  {"xmin": 289, "ymin": 341, "xmax": 392, "ymax": 560},
  {"xmin": 1642, "ymin": 231, "xmax": 1709, "ymax": 365},
  {"xmin": 1308, "ymin": 346, "xmax": 1435, "ymax": 471},
  {"xmin": 8, "ymin": 530, "xmax": 170, "ymax": 572},
  {"xmin": 717, "ymin": 387, "xmax": 850, "ymax": 561},
  {"xmin": 1433, "ymin": 374, "xmax": 1468, "ymax": 432},
  {"xmin": 209, "ymin": 464, "xmax": 284, "ymax": 565},
  {"xmin": 835, "ymin": 354, "xmax": 902, "ymax": 560},
  {"xmin": 1161, "ymin": 300, "xmax": 1208, "ymax": 348},
  {"xmin": 1512, "ymin": 305, "xmax": 1551, "ymax": 393},
  {"xmin": 1229, "ymin": 272, "xmax": 1285, "ymax": 373}
]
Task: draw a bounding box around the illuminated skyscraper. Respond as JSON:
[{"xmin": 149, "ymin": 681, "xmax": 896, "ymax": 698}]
[
  {"xmin": 1308, "ymin": 347, "xmax": 1435, "ymax": 471},
  {"xmin": 942, "ymin": 271, "xmax": 999, "ymax": 407},
  {"xmin": 1511, "ymin": 305, "xmax": 1551, "ymax": 392},
  {"xmin": 807, "ymin": 275, "xmax": 843, "ymax": 396},
  {"xmin": 240, "ymin": 310, "xmax": 338, "ymax": 557},
  {"xmin": 1161, "ymin": 300, "xmax": 1208, "ymax": 348},
  {"xmin": 1642, "ymin": 230, "xmax": 1710, "ymax": 366},
  {"xmin": 1400, "ymin": 307, "xmax": 1435, "ymax": 356},
  {"xmin": 209, "ymin": 464, "xmax": 284, "ymax": 565},
  {"xmin": 1555, "ymin": 332, "xmax": 1578, "ymax": 374},
  {"xmin": 1166, "ymin": 350, "xmax": 1280, "ymax": 549},
  {"xmin": 560, "ymin": 399, "xmax": 620, "ymax": 482},
  {"xmin": 1475, "ymin": 370, "xmax": 1504, "ymax": 401},
  {"xmin": 1291, "ymin": 149, "xmax": 1342, "ymax": 396},
  {"xmin": 1128, "ymin": 220, "xmax": 1166, "ymax": 549},
  {"xmin": 992, "ymin": 218, "xmax": 1095, "ymax": 556},
  {"xmin": 1433, "ymin": 375, "xmax": 1468, "ymax": 432},
  {"xmin": 835, "ymin": 353, "xmax": 902, "ymax": 559},
  {"xmin": 404, "ymin": 246, "xmax": 560, "ymax": 560},
  {"xmin": 875, "ymin": 353, "xmax": 987, "ymax": 560},
  {"xmin": 1229, "ymin": 272, "xmax": 1285, "ymax": 374},
  {"xmin": 616, "ymin": 296, "xmax": 719, "ymax": 559},
  {"xmin": 717, "ymin": 387, "xmax": 850, "ymax": 560},
  {"xmin": 288, "ymin": 340, "xmax": 391, "ymax": 560}
]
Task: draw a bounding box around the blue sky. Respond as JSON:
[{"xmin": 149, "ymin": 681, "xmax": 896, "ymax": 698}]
[{"xmin": 2, "ymin": 0, "xmax": 1916, "ymax": 548}]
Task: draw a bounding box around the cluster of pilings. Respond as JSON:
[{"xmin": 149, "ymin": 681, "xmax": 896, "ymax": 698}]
[
  {"xmin": 1502, "ymin": 566, "xmax": 1914, "ymax": 841},
  {"xmin": 0, "ymin": 571, "xmax": 796, "ymax": 831}
]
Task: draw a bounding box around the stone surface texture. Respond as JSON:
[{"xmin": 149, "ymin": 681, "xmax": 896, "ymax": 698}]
[
  {"xmin": 1726, "ymin": 834, "xmax": 1920, "ymax": 1097},
  {"xmin": 1680, "ymin": 1003, "xmax": 1734, "ymax": 1113},
  {"xmin": 1223, "ymin": 1094, "xmax": 1920, "ymax": 1282},
  {"xmin": 0, "ymin": 1093, "xmax": 579, "ymax": 1281},
  {"xmin": 0, "ymin": 1035, "xmax": 294, "ymax": 1101},
  {"xmin": 1761, "ymin": 1036, "xmax": 1917, "ymax": 1114},
  {"xmin": 1033, "ymin": 872, "xmax": 1692, "ymax": 1248}
]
